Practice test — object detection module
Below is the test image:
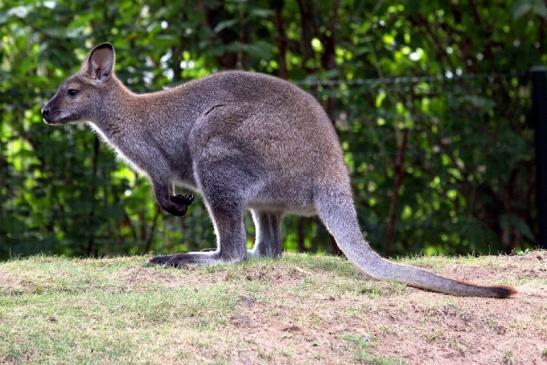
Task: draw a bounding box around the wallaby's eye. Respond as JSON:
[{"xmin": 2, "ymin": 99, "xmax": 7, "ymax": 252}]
[{"xmin": 67, "ymin": 89, "xmax": 79, "ymax": 97}]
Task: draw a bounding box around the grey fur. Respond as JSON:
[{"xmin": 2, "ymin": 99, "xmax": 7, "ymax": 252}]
[
  {"xmin": 250, "ymin": 210, "xmax": 283, "ymax": 258},
  {"xmin": 42, "ymin": 43, "xmax": 516, "ymax": 298}
]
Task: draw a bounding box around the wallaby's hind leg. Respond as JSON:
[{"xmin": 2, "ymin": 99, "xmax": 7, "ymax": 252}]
[
  {"xmin": 249, "ymin": 210, "xmax": 283, "ymax": 258},
  {"xmin": 149, "ymin": 152, "xmax": 252, "ymax": 267},
  {"xmin": 149, "ymin": 201, "xmax": 247, "ymax": 267}
]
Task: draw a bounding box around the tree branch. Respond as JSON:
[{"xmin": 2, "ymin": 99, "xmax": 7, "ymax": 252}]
[{"xmin": 385, "ymin": 128, "xmax": 409, "ymax": 257}]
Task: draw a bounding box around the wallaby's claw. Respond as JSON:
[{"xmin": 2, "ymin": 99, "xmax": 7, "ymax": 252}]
[
  {"xmin": 172, "ymin": 193, "xmax": 194, "ymax": 206},
  {"xmin": 160, "ymin": 193, "xmax": 194, "ymax": 217}
]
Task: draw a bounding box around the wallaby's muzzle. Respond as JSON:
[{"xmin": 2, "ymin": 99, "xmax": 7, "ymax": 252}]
[
  {"xmin": 41, "ymin": 105, "xmax": 52, "ymax": 123},
  {"xmin": 41, "ymin": 94, "xmax": 69, "ymax": 125},
  {"xmin": 41, "ymin": 95, "xmax": 58, "ymax": 124}
]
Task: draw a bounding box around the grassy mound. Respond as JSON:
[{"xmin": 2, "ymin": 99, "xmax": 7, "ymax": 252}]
[{"xmin": 0, "ymin": 251, "xmax": 545, "ymax": 364}]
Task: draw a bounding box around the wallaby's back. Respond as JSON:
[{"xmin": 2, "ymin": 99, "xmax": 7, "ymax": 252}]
[{"xmin": 182, "ymin": 71, "xmax": 350, "ymax": 211}]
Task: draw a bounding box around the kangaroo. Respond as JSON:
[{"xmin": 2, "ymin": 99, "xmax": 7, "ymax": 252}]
[{"xmin": 42, "ymin": 43, "xmax": 516, "ymax": 298}]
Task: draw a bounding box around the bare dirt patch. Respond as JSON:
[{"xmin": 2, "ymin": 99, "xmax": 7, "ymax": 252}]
[
  {"xmin": 0, "ymin": 269, "xmax": 31, "ymax": 295},
  {"xmin": 220, "ymin": 251, "xmax": 547, "ymax": 365},
  {"xmin": 118, "ymin": 267, "xmax": 184, "ymax": 288}
]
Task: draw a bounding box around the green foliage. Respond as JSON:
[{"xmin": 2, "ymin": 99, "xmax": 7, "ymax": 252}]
[{"xmin": 0, "ymin": 0, "xmax": 544, "ymax": 259}]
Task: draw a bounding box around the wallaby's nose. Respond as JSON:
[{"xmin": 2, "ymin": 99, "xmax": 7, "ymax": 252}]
[{"xmin": 41, "ymin": 107, "xmax": 50, "ymax": 118}]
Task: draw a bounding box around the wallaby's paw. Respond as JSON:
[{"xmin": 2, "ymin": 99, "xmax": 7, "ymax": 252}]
[
  {"xmin": 161, "ymin": 194, "xmax": 194, "ymax": 217},
  {"xmin": 172, "ymin": 193, "xmax": 194, "ymax": 206}
]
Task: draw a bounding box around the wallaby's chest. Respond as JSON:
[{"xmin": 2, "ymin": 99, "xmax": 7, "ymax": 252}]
[{"xmin": 95, "ymin": 124, "xmax": 196, "ymax": 187}]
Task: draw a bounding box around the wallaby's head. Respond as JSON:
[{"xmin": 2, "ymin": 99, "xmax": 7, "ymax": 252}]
[{"xmin": 42, "ymin": 43, "xmax": 116, "ymax": 125}]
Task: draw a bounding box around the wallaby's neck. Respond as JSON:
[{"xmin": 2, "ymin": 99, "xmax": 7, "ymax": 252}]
[
  {"xmin": 89, "ymin": 75, "xmax": 200, "ymax": 143},
  {"xmin": 90, "ymin": 76, "xmax": 140, "ymax": 139}
]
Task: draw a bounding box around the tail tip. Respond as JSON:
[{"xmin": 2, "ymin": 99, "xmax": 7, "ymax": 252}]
[{"xmin": 493, "ymin": 285, "xmax": 517, "ymax": 298}]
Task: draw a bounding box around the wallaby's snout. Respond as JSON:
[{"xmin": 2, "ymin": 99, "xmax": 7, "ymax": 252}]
[
  {"xmin": 41, "ymin": 92, "xmax": 67, "ymax": 125},
  {"xmin": 41, "ymin": 96, "xmax": 58, "ymax": 125},
  {"xmin": 41, "ymin": 106, "xmax": 49, "ymax": 117},
  {"xmin": 41, "ymin": 105, "xmax": 51, "ymax": 121}
]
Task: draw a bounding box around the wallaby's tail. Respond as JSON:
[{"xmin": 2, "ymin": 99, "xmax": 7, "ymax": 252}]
[{"xmin": 315, "ymin": 190, "xmax": 516, "ymax": 298}]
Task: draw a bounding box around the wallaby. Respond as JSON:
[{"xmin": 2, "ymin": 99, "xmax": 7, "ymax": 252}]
[{"xmin": 42, "ymin": 43, "xmax": 516, "ymax": 298}]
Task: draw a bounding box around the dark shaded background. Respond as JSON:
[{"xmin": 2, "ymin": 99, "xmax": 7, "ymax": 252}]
[{"xmin": 0, "ymin": 0, "xmax": 545, "ymax": 259}]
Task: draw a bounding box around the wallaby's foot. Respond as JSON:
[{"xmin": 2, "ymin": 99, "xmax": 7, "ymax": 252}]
[
  {"xmin": 148, "ymin": 251, "xmax": 245, "ymax": 267},
  {"xmin": 148, "ymin": 252, "xmax": 216, "ymax": 267}
]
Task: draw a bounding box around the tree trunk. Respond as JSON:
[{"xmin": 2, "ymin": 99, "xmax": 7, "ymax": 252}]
[
  {"xmin": 202, "ymin": 0, "xmax": 238, "ymax": 69},
  {"xmin": 296, "ymin": 0, "xmax": 318, "ymax": 73},
  {"xmin": 385, "ymin": 128, "xmax": 409, "ymax": 257},
  {"xmin": 86, "ymin": 136, "xmax": 101, "ymax": 257},
  {"xmin": 271, "ymin": 0, "xmax": 288, "ymax": 79}
]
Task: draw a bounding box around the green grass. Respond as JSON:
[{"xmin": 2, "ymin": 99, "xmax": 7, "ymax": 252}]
[
  {"xmin": 0, "ymin": 251, "xmax": 545, "ymax": 364},
  {"xmin": 0, "ymin": 255, "xmax": 374, "ymax": 364},
  {"xmin": 0, "ymin": 257, "xmax": 240, "ymax": 364}
]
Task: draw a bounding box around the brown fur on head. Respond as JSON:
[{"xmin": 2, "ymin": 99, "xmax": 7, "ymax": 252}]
[{"xmin": 41, "ymin": 43, "xmax": 116, "ymax": 125}]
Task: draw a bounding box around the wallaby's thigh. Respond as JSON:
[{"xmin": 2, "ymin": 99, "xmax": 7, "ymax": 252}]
[{"xmin": 194, "ymin": 146, "xmax": 263, "ymax": 261}]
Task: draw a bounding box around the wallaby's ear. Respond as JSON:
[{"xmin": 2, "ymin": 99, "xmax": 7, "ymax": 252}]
[{"xmin": 82, "ymin": 43, "xmax": 115, "ymax": 81}]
